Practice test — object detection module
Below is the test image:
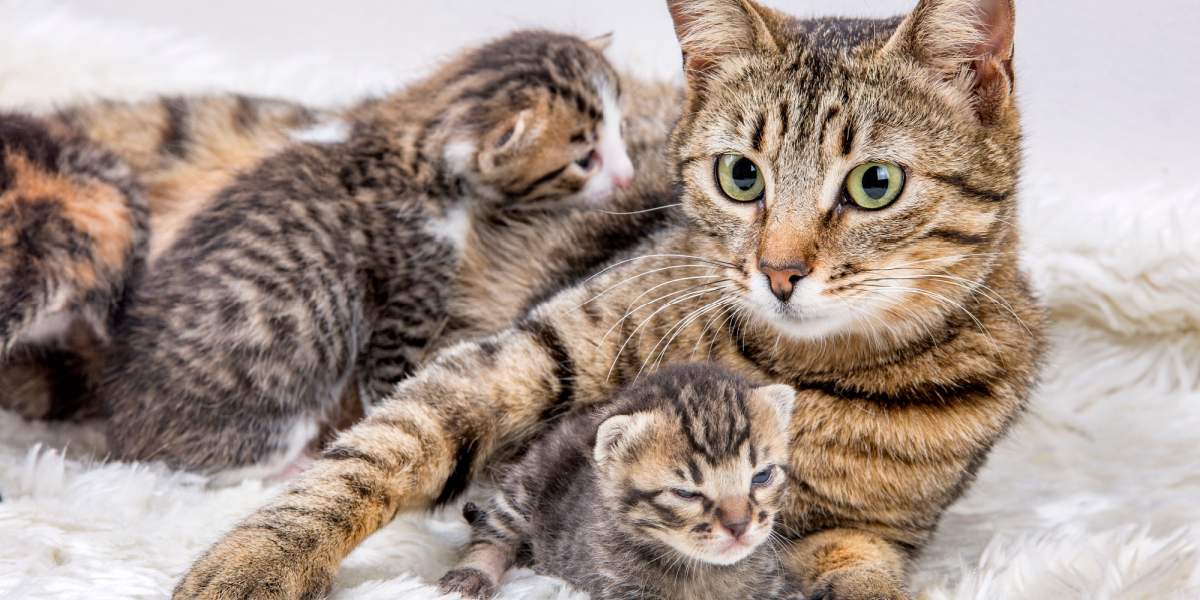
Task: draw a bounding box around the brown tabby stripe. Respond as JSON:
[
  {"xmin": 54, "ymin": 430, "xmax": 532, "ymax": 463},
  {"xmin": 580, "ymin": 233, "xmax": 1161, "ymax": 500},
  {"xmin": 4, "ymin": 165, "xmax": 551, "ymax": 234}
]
[
  {"xmin": 159, "ymin": 97, "xmax": 190, "ymax": 159},
  {"xmin": 928, "ymin": 172, "xmax": 1011, "ymax": 203}
]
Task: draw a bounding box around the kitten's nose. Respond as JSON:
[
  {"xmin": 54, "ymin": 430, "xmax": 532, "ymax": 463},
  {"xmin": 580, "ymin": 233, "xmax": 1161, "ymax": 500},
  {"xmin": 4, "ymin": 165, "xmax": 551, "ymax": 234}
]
[
  {"xmin": 759, "ymin": 260, "xmax": 811, "ymax": 303},
  {"xmin": 716, "ymin": 500, "xmax": 752, "ymax": 540},
  {"xmin": 611, "ymin": 153, "xmax": 635, "ymax": 189}
]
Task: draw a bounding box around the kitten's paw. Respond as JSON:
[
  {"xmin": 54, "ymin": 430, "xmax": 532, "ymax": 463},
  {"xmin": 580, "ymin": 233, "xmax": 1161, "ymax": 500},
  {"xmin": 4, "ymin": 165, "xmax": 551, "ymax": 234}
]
[
  {"xmin": 809, "ymin": 567, "xmax": 909, "ymax": 600},
  {"xmin": 438, "ymin": 567, "xmax": 497, "ymax": 599}
]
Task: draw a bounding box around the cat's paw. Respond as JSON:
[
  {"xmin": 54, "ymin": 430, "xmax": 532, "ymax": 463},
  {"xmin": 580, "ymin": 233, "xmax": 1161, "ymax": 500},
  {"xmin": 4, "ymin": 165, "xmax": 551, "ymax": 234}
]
[
  {"xmin": 438, "ymin": 567, "xmax": 497, "ymax": 599},
  {"xmin": 172, "ymin": 528, "xmax": 333, "ymax": 600},
  {"xmin": 808, "ymin": 567, "xmax": 909, "ymax": 600}
]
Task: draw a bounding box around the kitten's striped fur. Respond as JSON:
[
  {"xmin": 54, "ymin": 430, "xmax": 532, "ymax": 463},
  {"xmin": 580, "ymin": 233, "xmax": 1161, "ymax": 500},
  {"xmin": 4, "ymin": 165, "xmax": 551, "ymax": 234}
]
[
  {"xmin": 175, "ymin": 1, "xmax": 1043, "ymax": 599},
  {"xmin": 439, "ymin": 365, "xmax": 796, "ymax": 600},
  {"xmin": 92, "ymin": 30, "xmax": 632, "ymax": 479}
]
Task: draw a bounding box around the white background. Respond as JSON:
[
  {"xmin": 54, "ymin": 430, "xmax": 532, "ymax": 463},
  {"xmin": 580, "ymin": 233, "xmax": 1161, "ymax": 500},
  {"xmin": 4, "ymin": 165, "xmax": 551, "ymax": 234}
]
[{"xmin": 58, "ymin": 0, "xmax": 1200, "ymax": 201}]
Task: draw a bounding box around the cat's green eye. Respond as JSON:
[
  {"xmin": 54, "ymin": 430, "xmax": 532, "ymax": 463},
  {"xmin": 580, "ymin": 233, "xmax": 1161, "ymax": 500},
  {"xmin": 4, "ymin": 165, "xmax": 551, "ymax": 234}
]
[
  {"xmin": 716, "ymin": 154, "xmax": 765, "ymax": 202},
  {"xmin": 844, "ymin": 162, "xmax": 905, "ymax": 210}
]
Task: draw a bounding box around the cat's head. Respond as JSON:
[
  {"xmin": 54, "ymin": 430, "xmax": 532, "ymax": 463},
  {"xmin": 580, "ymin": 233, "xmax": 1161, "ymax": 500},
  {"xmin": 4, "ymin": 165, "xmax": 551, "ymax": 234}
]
[
  {"xmin": 443, "ymin": 30, "xmax": 634, "ymax": 209},
  {"xmin": 667, "ymin": 0, "xmax": 1020, "ymax": 342},
  {"xmin": 592, "ymin": 365, "xmax": 795, "ymax": 566}
]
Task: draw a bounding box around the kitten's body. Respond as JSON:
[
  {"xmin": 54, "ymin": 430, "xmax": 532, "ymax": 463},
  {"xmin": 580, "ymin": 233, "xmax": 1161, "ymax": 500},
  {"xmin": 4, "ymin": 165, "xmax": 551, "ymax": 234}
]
[
  {"xmin": 174, "ymin": 2, "xmax": 1044, "ymax": 599},
  {"xmin": 95, "ymin": 31, "xmax": 634, "ymax": 479},
  {"xmin": 440, "ymin": 365, "xmax": 794, "ymax": 600}
]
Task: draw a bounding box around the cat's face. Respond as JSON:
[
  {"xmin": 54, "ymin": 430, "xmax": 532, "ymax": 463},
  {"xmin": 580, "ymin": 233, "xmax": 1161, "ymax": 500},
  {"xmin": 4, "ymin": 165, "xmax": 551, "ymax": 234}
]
[
  {"xmin": 448, "ymin": 31, "xmax": 634, "ymax": 210},
  {"xmin": 668, "ymin": 0, "xmax": 1019, "ymax": 342},
  {"xmin": 594, "ymin": 379, "xmax": 795, "ymax": 566}
]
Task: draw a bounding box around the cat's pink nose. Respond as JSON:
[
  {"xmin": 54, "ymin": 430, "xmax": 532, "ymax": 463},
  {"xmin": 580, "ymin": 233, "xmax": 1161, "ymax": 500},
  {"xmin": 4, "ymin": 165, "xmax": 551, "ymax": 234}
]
[
  {"xmin": 613, "ymin": 173, "xmax": 634, "ymax": 189},
  {"xmin": 716, "ymin": 500, "xmax": 752, "ymax": 540}
]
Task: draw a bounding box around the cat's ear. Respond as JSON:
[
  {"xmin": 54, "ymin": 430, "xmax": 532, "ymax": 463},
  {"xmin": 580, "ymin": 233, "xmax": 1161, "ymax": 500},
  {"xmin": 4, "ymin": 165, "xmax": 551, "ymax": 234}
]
[
  {"xmin": 666, "ymin": 0, "xmax": 786, "ymax": 91},
  {"xmin": 884, "ymin": 0, "xmax": 1017, "ymax": 122},
  {"xmin": 587, "ymin": 32, "xmax": 614, "ymax": 53},
  {"xmin": 594, "ymin": 412, "xmax": 657, "ymax": 466},
  {"xmin": 491, "ymin": 109, "xmax": 538, "ymax": 154},
  {"xmin": 750, "ymin": 384, "xmax": 796, "ymax": 433}
]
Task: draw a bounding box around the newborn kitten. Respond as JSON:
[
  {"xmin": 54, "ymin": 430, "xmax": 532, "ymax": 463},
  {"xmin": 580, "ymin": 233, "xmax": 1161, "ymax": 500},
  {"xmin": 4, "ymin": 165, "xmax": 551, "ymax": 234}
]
[
  {"xmin": 98, "ymin": 30, "xmax": 634, "ymax": 481},
  {"xmin": 440, "ymin": 364, "xmax": 797, "ymax": 600}
]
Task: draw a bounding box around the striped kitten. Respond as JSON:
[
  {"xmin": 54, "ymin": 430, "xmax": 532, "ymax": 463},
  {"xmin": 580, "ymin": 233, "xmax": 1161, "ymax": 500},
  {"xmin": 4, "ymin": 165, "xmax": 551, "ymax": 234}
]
[
  {"xmin": 88, "ymin": 30, "xmax": 631, "ymax": 480},
  {"xmin": 439, "ymin": 365, "xmax": 796, "ymax": 600}
]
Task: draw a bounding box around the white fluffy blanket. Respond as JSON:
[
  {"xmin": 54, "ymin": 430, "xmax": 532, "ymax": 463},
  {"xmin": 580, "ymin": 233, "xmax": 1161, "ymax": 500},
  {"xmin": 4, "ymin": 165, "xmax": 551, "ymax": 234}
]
[{"xmin": 2, "ymin": 4, "xmax": 1197, "ymax": 599}]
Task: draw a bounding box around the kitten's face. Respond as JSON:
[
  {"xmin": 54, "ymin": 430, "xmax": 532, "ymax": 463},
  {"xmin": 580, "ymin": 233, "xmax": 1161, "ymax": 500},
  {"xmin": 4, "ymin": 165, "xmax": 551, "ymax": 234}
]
[
  {"xmin": 595, "ymin": 382, "xmax": 795, "ymax": 567},
  {"xmin": 449, "ymin": 32, "xmax": 634, "ymax": 210},
  {"xmin": 668, "ymin": 0, "xmax": 1019, "ymax": 342}
]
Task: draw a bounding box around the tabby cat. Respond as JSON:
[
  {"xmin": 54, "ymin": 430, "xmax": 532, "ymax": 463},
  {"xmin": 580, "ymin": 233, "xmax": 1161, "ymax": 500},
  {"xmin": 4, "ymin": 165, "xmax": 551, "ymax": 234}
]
[
  {"xmin": 439, "ymin": 364, "xmax": 796, "ymax": 600},
  {"xmin": 94, "ymin": 30, "xmax": 634, "ymax": 481},
  {"xmin": 0, "ymin": 114, "xmax": 147, "ymax": 419},
  {"xmin": 177, "ymin": 0, "xmax": 1044, "ymax": 598},
  {"xmin": 0, "ymin": 95, "xmax": 320, "ymax": 419}
]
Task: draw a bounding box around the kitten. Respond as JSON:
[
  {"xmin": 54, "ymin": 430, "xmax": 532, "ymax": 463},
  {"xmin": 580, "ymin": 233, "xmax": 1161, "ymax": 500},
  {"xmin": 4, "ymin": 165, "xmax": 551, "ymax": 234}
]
[
  {"xmin": 97, "ymin": 29, "xmax": 634, "ymax": 481},
  {"xmin": 439, "ymin": 365, "xmax": 796, "ymax": 600},
  {"xmin": 0, "ymin": 114, "xmax": 147, "ymax": 419}
]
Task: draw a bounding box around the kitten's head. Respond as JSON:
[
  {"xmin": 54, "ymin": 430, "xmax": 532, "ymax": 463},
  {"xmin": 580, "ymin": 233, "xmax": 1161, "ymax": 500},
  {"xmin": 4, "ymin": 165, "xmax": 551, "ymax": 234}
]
[
  {"xmin": 592, "ymin": 365, "xmax": 795, "ymax": 567},
  {"xmin": 667, "ymin": 0, "xmax": 1020, "ymax": 342},
  {"xmin": 444, "ymin": 30, "xmax": 634, "ymax": 209}
]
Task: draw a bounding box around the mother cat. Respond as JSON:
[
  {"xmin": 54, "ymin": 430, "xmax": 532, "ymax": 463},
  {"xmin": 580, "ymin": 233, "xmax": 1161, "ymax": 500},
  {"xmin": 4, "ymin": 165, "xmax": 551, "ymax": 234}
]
[{"xmin": 176, "ymin": 0, "xmax": 1043, "ymax": 598}]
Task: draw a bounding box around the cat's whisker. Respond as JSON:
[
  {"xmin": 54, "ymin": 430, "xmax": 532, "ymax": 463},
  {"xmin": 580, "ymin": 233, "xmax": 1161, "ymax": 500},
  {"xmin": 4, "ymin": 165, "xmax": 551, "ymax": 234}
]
[
  {"xmin": 591, "ymin": 202, "xmax": 683, "ymax": 216},
  {"xmin": 598, "ymin": 278, "xmax": 732, "ymax": 347},
  {"xmin": 574, "ymin": 264, "xmax": 721, "ymax": 310},
  {"xmin": 606, "ymin": 285, "xmax": 731, "ymax": 382},
  {"xmin": 583, "ymin": 253, "xmax": 738, "ymax": 284},
  {"xmin": 847, "ymin": 282, "xmax": 999, "ymax": 351},
  {"xmin": 690, "ymin": 301, "xmax": 740, "ymax": 359},
  {"xmin": 642, "ymin": 294, "xmax": 738, "ymax": 376},
  {"xmin": 853, "ymin": 269, "xmax": 1033, "ymax": 335}
]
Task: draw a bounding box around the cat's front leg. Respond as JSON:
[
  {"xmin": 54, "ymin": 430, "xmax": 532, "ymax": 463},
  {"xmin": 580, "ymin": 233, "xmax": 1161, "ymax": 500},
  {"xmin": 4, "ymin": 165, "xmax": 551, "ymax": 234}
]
[{"xmin": 782, "ymin": 529, "xmax": 910, "ymax": 600}]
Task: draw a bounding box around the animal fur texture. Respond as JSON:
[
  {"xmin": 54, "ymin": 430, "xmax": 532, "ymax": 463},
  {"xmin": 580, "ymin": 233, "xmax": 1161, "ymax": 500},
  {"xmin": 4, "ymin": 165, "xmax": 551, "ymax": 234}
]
[
  {"xmin": 440, "ymin": 365, "xmax": 796, "ymax": 600},
  {"xmin": 0, "ymin": 2, "xmax": 1196, "ymax": 600},
  {"xmin": 173, "ymin": 1, "xmax": 1047, "ymax": 599},
  {"xmin": 0, "ymin": 31, "xmax": 638, "ymax": 480}
]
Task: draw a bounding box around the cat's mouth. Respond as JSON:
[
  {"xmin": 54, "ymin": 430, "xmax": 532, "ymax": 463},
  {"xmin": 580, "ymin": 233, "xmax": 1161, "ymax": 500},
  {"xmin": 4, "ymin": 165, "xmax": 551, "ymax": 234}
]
[{"xmin": 744, "ymin": 271, "xmax": 857, "ymax": 340}]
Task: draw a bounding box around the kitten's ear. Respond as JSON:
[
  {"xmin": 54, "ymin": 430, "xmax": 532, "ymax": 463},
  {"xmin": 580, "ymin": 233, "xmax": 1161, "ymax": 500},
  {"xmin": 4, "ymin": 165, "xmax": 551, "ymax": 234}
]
[
  {"xmin": 884, "ymin": 0, "xmax": 1017, "ymax": 122},
  {"xmin": 666, "ymin": 0, "xmax": 785, "ymax": 91},
  {"xmin": 494, "ymin": 109, "xmax": 535, "ymax": 151},
  {"xmin": 594, "ymin": 412, "xmax": 657, "ymax": 465},
  {"xmin": 750, "ymin": 384, "xmax": 796, "ymax": 433},
  {"xmin": 588, "ymin": 32, "xmax": 614, "ymax": 52}
]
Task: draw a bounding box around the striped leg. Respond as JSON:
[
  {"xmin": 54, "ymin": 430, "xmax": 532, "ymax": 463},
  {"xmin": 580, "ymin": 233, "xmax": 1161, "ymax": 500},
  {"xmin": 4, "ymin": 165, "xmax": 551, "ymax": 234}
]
[
  {"xmin": 172, "ymin": 312, "xmax": 591, "ymax": 600},
  {"xmin": 438, "ymin": 499, "xmax": 529, "ymax": 599}
]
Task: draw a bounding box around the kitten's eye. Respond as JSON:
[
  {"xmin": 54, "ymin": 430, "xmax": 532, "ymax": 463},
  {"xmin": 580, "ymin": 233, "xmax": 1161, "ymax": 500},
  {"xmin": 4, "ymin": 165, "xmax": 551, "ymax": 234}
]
[
  {"xmin": 844, "ymin": 162, "xmax": 905, "ymax": 210},
  {"xmin": 576, "ymin": 150, "xmax": 597, "ymax": 171},
  {"xmin": 670, "ymin": 488, "xmax": 702, "ymax": 500},
  {"xmin": 751, "ymin": 466, "xmax": 774, "ymax": 487},
  {"xmin": 715, "ymin": 154, "xmax": 765, "ymax": 202}
]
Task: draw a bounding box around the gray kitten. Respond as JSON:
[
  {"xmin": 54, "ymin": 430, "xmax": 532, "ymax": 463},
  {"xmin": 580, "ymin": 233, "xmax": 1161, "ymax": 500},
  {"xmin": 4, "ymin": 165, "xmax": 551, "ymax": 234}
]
[{"xmin": 440, "ymin": 364, "xmax": 798, "ymax": 600}]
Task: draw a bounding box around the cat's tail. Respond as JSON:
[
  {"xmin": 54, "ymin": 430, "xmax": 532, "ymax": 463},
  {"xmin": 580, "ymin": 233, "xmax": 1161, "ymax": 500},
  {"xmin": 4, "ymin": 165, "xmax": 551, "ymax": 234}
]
[{"xmin": 0, "ymin": 113, "xmax": 147, "ymax": 356}]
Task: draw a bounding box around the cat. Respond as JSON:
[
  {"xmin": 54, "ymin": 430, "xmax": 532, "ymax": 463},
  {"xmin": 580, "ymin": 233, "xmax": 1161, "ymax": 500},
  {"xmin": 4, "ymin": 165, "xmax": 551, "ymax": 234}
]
[
  {"xmin": 438, "ymin": 364, "xmax": 796, "ymax": 600},
  {"xmin": 90, "ymin": 30, "xmax": 635, "ymax": 482},
  {"xmin": 176, "ymin": 1, "xmax": 1045, "ymax": 599},
  {"xmin": 0, "ymin": 95, "xmax": 323, "ymax": 420},
  {"xmin": 0, "ymin": 114, "xmax": 147, "ymax": 419}
]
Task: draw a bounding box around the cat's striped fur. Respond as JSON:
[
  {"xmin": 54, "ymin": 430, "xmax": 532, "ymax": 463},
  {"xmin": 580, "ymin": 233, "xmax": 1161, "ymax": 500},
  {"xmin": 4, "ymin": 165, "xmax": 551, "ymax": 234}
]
[
  {"xmin": 439, "ymin": 364, "xmax": 796, "ymax": 600},
  {"xmin": 0, "ymin": 114, "xmax": 147, "ymax": 419},
  {"xmin": 176, "ymin": 1, "xmax": 1043, "ymax": 598},
  {"xmin": 90, "ymin": 30, "xmax": 633, "ymax": 480}
]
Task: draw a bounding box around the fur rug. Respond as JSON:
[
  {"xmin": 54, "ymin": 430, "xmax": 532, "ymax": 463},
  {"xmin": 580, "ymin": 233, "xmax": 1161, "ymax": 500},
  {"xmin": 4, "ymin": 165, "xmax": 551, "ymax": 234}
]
[{"xmin": 2, "ymin": 3, "xmax": 1197, "ymax": 599}]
